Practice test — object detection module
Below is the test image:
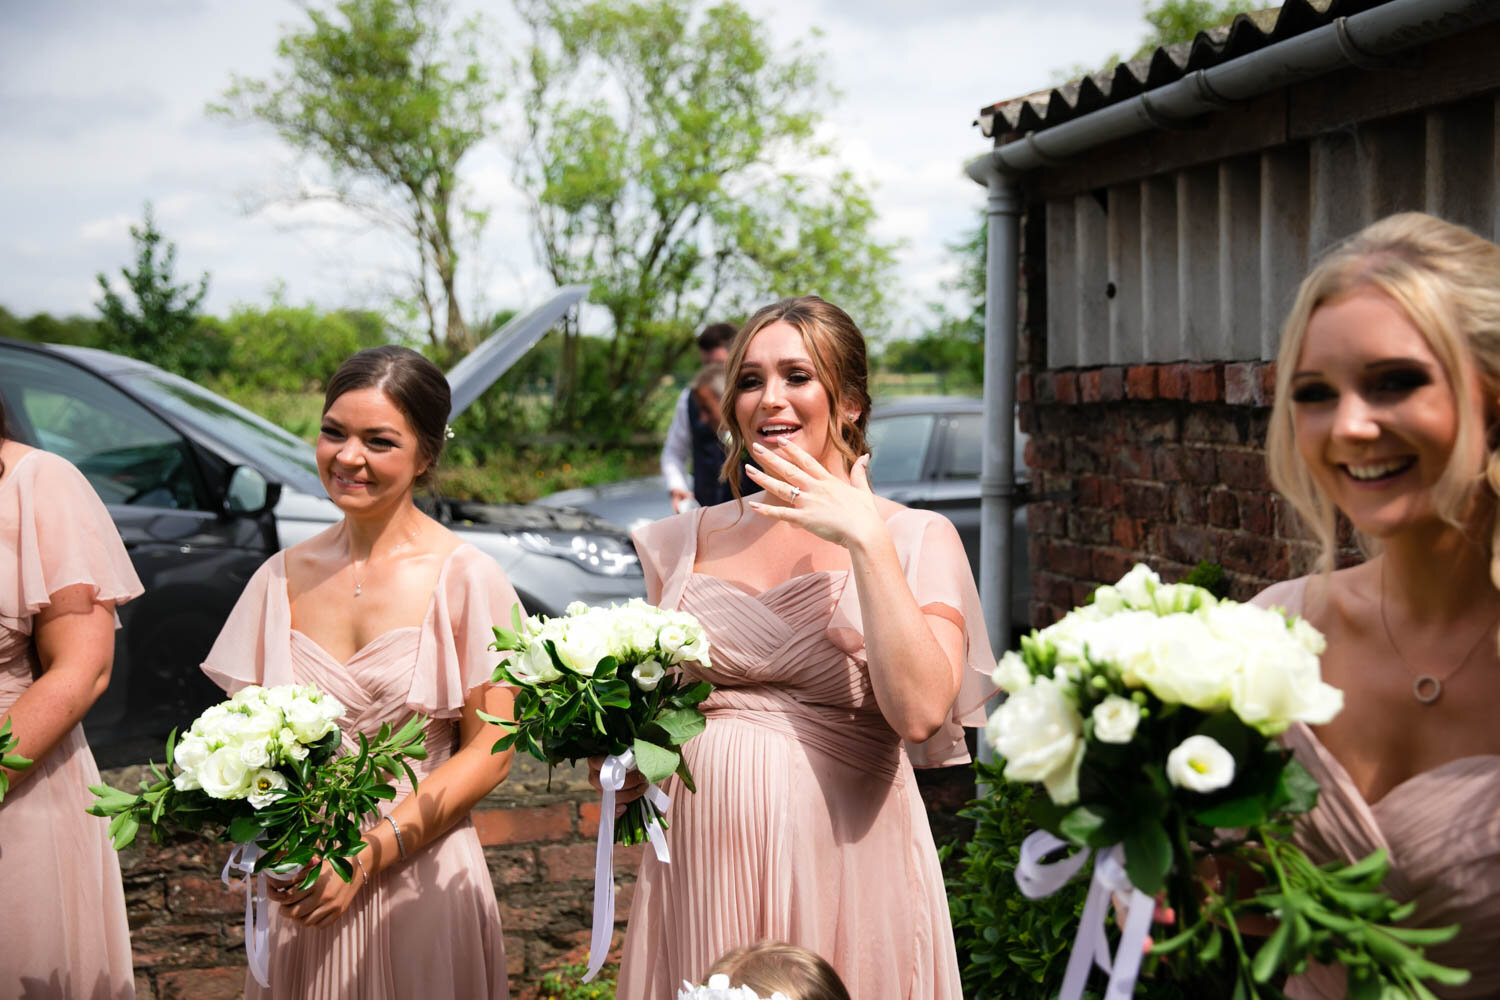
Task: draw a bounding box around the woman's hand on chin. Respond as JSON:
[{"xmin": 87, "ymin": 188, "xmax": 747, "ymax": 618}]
[{"xmin": 743, "ymin": 441, "xmax": 883, "ymax": 549}]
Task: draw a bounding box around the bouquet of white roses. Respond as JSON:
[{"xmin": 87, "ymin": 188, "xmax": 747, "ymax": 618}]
[
  {"xmin": 987, "ymin": 564, "xmax": 1468, "ymax": 999},
  {"xmin": 0, "ymin": 717, "xmax": 31, "ymax": 802},
  {"xmin": 487, "ymin": 598, "xmax": 713, "ymax": 981},
  {"xmin": 88, "ymin": 683, "xmax": 427, "ymax": 887}
]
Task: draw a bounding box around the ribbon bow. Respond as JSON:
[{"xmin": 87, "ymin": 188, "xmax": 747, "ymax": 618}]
[
  {"xmin": 584, "ymin": 748, "xmax": 672, "ymax": 982},
  {"xmin": 221, "ymin": 841, "xmax": 272, "ymax": 988},
  {"xmin": 1017, "ymin": 830, "xmax": 1156, "ymax": 1000}
]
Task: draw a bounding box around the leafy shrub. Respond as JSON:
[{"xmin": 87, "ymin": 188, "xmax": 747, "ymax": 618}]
[{"xmin": 533, "ymin": 962, "xmax": 617, "ymax": 1000}]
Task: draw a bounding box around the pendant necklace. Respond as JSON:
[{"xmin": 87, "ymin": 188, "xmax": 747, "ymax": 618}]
[
  {"xmin": 346, "ymin": 522, "xmax": 422, "ymax": 598},
  {"xmin": 1378, "ymin": 560, "xmax": 1500, "ymax": 704}
]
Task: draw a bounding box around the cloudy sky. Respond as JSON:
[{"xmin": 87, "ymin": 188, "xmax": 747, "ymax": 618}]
[{"xmin": 0, "ymin": 0, "xmax": 1143, "ymax": 337}]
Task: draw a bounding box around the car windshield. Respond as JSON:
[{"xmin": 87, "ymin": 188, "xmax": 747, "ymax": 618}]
[{"xmin": 117, "ymin": 371, "xmax": 325, "ymax": 495}]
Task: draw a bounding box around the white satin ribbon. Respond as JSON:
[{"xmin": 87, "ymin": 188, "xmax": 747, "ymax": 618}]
[
  {"xmin": 1016, "ymin": 829, "xmax": 1156, "ymax": 1000},
  {"xmin": 584, "ymin": 748, "xmax": 672, "ymax": 983},
  {"xmin": 221, "ymin": 841, "xmax": 271, "ymax": 988}
]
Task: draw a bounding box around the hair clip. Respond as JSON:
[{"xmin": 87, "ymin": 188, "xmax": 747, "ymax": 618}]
[
  {"xmin": 444, "ymin": 423, "xmax": 455, "ymax": 440},
  {"xmin": 677, "ymin": 975, "xmax": 791, "ymax": 1000}
]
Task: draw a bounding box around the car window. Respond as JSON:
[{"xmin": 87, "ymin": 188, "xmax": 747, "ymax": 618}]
[
  {"xmin": 0, "ymin": 350, "xmax": 206, "ymax": 510},
  {"xmin": 866, "ymin": 413, "xmax": 936, "ymax": 485},
  {"xmin": 937, "ymin": 413, "xmax": 983, "ymax": 480}
]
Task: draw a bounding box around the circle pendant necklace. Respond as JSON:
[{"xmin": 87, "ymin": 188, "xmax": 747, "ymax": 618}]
[{"xmin": 1379, "ymin": 560, "xmax": 1500, "ymax": 704}]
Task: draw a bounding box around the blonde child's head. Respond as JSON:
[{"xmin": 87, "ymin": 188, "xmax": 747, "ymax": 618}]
[{"xmin": 678, "ymin": 941, "xmax": 851, "ymax": 1000}]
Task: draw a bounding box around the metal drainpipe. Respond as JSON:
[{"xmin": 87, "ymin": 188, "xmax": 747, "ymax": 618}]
[{"xmin": 963, "ymin": 154, "xmax": 1021, "ymax": 767}]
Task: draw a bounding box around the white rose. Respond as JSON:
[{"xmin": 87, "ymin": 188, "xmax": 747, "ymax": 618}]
[
  {"xmin": 236, "ymin": 702, "xmax": 286, "ymax": 745},
  {"xmin": 1132, "ymin": 615, "xmax": 1235, "ymax": 711},
  {"xmin": 993, "ymin": 650, "xmax": 1032, "ymax": 692},
  {"xmin": 1114, "ymin": 564, "xmax": 1161, "ymax": 608},
  {"xmin": 631, "ymin": 658, "xmax": 666, "ymax": 692},
  {"xmin": 987, "ymin": 677, "xmax": 1086, "ymax": 805},
  {"xmin": 197, "ymin": 746, "xmax": 253, "ymax": 799},
  {"xmin": 1091, "ymin": 695, "xmax": 1141, "ymax": 744},
  {"xmin": 566, "ymin": 601, "xmax": 590, "ymax": 617},
  {"xmin": 1166, "ymin": 735, "xmax": 1236, "ymax": 793},
  {"xmin": 229, "ymin": 685, "xmax": 265, "ymax": 705},
  {"xmin": 246, "ymin": 768, "xmax": 289, "ymax": 809},
  {"xmin": 239, "ymin": 740, "xmax": 272, "ymax": 769},
  {"xmin": 277, "ymin": 728, "xmax": 310, "ymax": 762},
  {"xmin": 1151, "ymin": 582, "xmax": 1214, "ymax": 615},
  {"xmin": 507, "ymin": 642, "xmax": 563, "ymax": 685},
  {"xmin": 174, "ymin": 734, "xmax": 210, "ymax": 773},
  {"xmin": 553, "ymin": 628, "xmax": 612, "ymax": 675},
  {"xmin": 1290, "ymin": 614, "xmax": 1327, "ymax": 656},
  {"xmin": 172, "ymin": 771, "xmax": 201, "ymax": 792},
  {"xmin": 1090, "ymin": 585, "xmax": 1126, "ymax": 615}
]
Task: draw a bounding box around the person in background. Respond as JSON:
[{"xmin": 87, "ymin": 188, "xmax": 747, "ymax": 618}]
[
  {"xmin": 0, "ymin": 397, "xmax": 144, "ymax": 1000},
  {"xmin": 663, "ymin": 321, "xmax": 739, "ymax": 511}
]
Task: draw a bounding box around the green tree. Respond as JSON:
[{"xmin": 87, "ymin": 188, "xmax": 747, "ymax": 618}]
[
  {"xmin": 878, "ymin": 218, "xmax": 985, "ymax": 389},
  {"xmin": 1054, "ymin": 0, "xmax": 1255, "ymax": 82},
  {"xmin": 211, "ymin": 0, "xmax": 501, "ymax": 357},
  {"xmin": 511, "ymin": 0, "xmax": 898, "ymax": 434},
  {"xmin": 95, "ymin": 204, "xmax": 216, "ymax": 376}
]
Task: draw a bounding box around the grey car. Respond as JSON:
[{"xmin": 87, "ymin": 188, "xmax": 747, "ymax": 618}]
[
  {"xmin": 0, "ymin": 332, "xmax": 645, "ymax": 765},
  {"xmin": 537, "ymin": 395, "xmax": 1031, "ymax": 631}
]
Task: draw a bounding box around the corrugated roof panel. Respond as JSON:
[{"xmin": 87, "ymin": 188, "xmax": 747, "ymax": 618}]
[{"xmin": 977, "ymin": 0, "xmax": 1394, "ymax": 137}]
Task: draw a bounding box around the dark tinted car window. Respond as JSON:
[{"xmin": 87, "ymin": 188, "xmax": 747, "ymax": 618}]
[
  {"xmin": 866, "ymin": 413, "xmax": 936, "ymax": 485},
  {"xmin": 1, "ymin": 350, "xmax": 205, "ymax": 510},
  {"xmin": 938, "ymin": 413, "xmax": 983, "ymax": 480}
]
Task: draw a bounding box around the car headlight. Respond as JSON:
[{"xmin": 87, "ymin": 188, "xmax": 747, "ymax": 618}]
[{"xmin": 509, "ymin": 530, "xmax": 643, "ymax": 578}]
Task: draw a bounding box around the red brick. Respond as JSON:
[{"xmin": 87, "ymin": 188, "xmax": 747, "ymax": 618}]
[
  {"xmin": 484, "ymin": 846, "xmax": 539, "ymax": 886},
  {"xmin": 1054, "ymin": 371, "xmax": 1079, "ymax": 405},
  {"xmin": 473, "ymin": 804, "xmax": 574, "ymax": 846},
  {"xmin": 1065, "ymin": 438, "xmax": 1106, "ymax": 477},
  {"xmin": 1047, "ymin": 541, "xmax": 1094, "ymax": 578},
  {"xmin": 1016, "ymin": 372, "xmax": 1034, "ymax": 403},
  {"xmin": 1110, "ymin": 516, "xmax": 1144, "ymax": 551},
  {"xmin": 1076, "ymin": 476, "xmax": 1101, "ymax": 507},
  {"xmin": 1160, "ymin": 524, "xmax": 1219, "ymax": 565},
  {"xmin": 1092, "ymin": 548, "xmax": 1138, "ymax": 583},
  {"xmin": 1126, "ymin": 365, "xmax": 1158, "ymax": 399},
  {"xmin": 1157, "ymin": 364, "xmax": 1190, "ymax": 400},
  {"xmin": 1187, "ymin": 363, "xmax": 1224, "ymax": 402},
  {"xmin": 1183, "ymin": 410, "xmax": 1244, "ymax": 445},
  {"xmin": 1099, "ymin": 477, "xmax": 1125, "ymax": 510},
  {"xmin": 1033, "ymin": 372, "xmax": 1058, "ymax": 404},
  {"xmin": 1070, "ymin": 580, "xmax": 1097, "ymax": 607},
  {"xmin": 1029, "ymin": 501, "xmax": 1064, "ymax": 537},
  {"xmin": 1221, "ymin": 534, "xmax": 1290, "ymax": 579},
  {"xmin": 1078, "ymin": 369, "xmax": 1103, "ymax": 403},
  {"xmin": 1158, "ymin": 444, "xmax": 1218, "ymax": 484},
  {"xmin": 1224, "ymin": 362, "xmax": 1261, "ymax": 406},
  {"xmin": 1237, "ymin": 494, "xmax": 1273, "ymax": 535},
  {"xmin": 1067, "ymin": 508, "xmax": 1114, "ymax": 546},
  {"xmin": 1272, "ymin": 495, "xmax": 1307, "ymax": 540},
  {"xmin": 1207, "ymin": 489, "xmax": 1240, "ymax": 529},
  {"xmin": 1171, "ymin": 484, "xmax": 1209, "ymax": 524},
  {"xmin": 167, "ymin": 876, "xmax": 242, "ymax": 918},
  {"xmin": 127, "ymin": 923, "xmax": 236, "ymax": 970},
  {"xmin": 1097, "ymin": 366, "xmax": 1126, "ymax": 401},
  {"xmin": 1122, "ymin": 482, "xmax": 1169, "ymax": 519},
  {"xmin": 1218, "ymin": 449, "xmax": 1270, "ymax": 491},
  {"xmin": 579, "ymin": 801, "xmax": 603, "ymax": 838},
  {"xmin": 1038, "ymin": 573, "xmax": 1075, "ymax": 607},
  {"xmin": 1111, "ymin": 443, "xmax": 1151, "ymax": 478},
  {"xmin": 157, "ymin": 968, "xmax": 244, "ymax": 1000},
  {"xmin": 506, "ymin": 934, "xmax": 527, "ymax": 979},
  {"xmin": 1018, "ymin": 404, "xmax": 1037, "ymax": 435},
  {"xmin": 539, "ymin": 842, "xmax": 595, "ymax": 883},
  {"xmin": 1260, "ymin": 362, "xmax": 1278, "ymax": 404}
]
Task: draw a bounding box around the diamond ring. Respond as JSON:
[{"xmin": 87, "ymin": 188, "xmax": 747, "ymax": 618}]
[{"xmin": 789, "ymin": 485, "xmax": 802, "ymax": 501}]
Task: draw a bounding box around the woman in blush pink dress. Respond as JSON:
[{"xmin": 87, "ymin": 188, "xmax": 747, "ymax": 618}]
[
  {"xmin": 201, "ymin": 346, "xmax": 516, "ymax": 999},
  {"xmin": 609, "ymin": 296, "xmax": 995, "ymax": 1000},
  {"xmin": 0, "ymin": 400, "xmax": 144, "ymax": 1000},
  {"xmin": 1254, "ymin": 213, "xmax": 1500, "ymax": 998}
]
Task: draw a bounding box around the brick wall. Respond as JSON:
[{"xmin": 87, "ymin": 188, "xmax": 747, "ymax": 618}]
[
  {"xmin": 1020, "ymin": 359, "xmax": 1330, "ymax": 625},
  {"xmin": 110, "ymin": 751, "xmax": 975, "ymax": 998}
]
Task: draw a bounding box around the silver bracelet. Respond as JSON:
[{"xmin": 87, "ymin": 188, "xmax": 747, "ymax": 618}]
[
  {"xmin": 353, "ymin": 853, "xmax": 369, "ymax": 889},
  {"xmin": 386, "ymin": 814, "xmax": 407, "ymax": 860}
]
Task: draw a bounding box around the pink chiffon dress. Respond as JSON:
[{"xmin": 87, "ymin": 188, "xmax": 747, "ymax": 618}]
[
  {"xmin": 1258, "ymin": 577, "xmax": 1500, "ymax": 999},
  {"xmin": 201, "ymin": 542, "xmax": 517, "ymax": 1000},
  {"xmin": 0, "ymin": 448, "xmax": 143, "ymax": 1000},
  {"xmin": 616, "ymin": 506, "xmax": 995, "ymax": 1000}
]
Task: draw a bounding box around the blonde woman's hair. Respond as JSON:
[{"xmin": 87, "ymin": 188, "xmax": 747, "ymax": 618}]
[
  {"xmin": 718, "ymin": 296, "xmax": 872, "ymax": 498},
  {"xmin": 706, "ymin": 941, "xmax": 851, "ymax": 1000},
  {"xmin": 1265, "ymin": 212, "xmax": 1500, "ymax": 575}
]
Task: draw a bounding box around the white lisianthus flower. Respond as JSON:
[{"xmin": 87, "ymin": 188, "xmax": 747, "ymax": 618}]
[
  {"xmin": 246, "ymin": 768, "xmax": 289, "ymax": 809},
  {"xmin": 1166, "ymin": 735, "xmax": 1236, "ymax": 792},
  {"xmin": 284, "ymin": 696, "xmax": 338, "ymax": 744},
  {"xmin": 277, "ymin": 727, "xmax": 310, "ymax": 762},
  {"xmin": 993, "ymin": 650, "xmax": 1032, "ymax": 692},
  {"xmin": 566, "ymin": 601, "xmax": 590, "ymax": 617},
  {"xmin": 508, "ymin": 642, "xmax": 564, "ymax": 685},
  {"xmin": 987, "ymin": 676, "xmax": 1086, "ymax": 805},
  {"xmin": 657, "ymin": 624, "xmax": 688, "ymax": 657},
  {"xmin": 1091, "ymin": 695, "xmax": 1141, "ymax": 744},
  {"xmin": 1090, "ymin": 585, "xmax": 1126, "ymax": 615},
  {"xmin": 198, "ymin": 746, "xmax": 253, "ymax": 800},
  {"xmin": 631, "ymin": 658, "xmax": 666, "ymax": 692},
  {"xmin": 1114, "ymin": 564, "xmax": 1161, "ymax": 608},
  {"xmin": 678, "ymin": 630, "xmax": 711, "ymax": 667}
]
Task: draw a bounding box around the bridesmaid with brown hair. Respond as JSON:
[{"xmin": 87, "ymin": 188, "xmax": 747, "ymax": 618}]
[
  {"xmin": 609, "ymin": 296, "xmax": 995, "ymax": 999},
  {"xmin": 0, "ymin": 398, "xmax": 144, "ymax": 999}
]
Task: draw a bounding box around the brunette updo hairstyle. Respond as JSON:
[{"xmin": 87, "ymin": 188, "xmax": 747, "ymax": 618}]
[
  {"xmin": 0, "ymin": 396, "xmax": 9, "ymax": 479},
  {"xmin": 706, "ymin": 941, "xmax": 851, "ymax": 1000},
  {"xmin": 718, "ymin": 295, "xmax": 872, "ymax": 497},
  {"xmin": 323, "ymin": 345, "xmax": 450, "ymax": 491},
  {"xmin": 1266, "ymin": 212, "xmax": 1500, "ymax": 576}
]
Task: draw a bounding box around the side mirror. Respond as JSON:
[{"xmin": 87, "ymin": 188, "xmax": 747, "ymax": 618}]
[{"xmin": 224, "ymin": 465, "xmax": 281, "ymax": 516}]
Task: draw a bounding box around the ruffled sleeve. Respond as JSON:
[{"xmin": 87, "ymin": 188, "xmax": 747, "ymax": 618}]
[
  {"xmin": 200, "ymin": 553, "xmax": 294, "ymax": 695},
  {"xmin": 1, "ymin": 449, "xmax": 143, "ymax": 635},
  {"xmin": 407, "ymin": 544, "xmax": 524, "ymax": 719},
  {"xmin": 630, "ymin": 509, "xmax": 703, "ymax": 610},
  {"xmin": 829, "ymin": 508, "xmax": 997, "ymax": 768}
]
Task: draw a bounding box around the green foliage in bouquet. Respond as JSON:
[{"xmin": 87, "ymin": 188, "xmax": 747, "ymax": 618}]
[
  {"xmin": 0, "ymin": 717, "xmax": 32, "ymax": 802},
  {"xmin": 89, "ymin": 715, "xmax": 427, "ymax": 891},
  {"xmin": 536, "ymin": 962, "xmax": 619, "ymax": 1000},
  {"xmin": 485, "ymin": 602, "xmax": 714, "ymax": 846}
]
